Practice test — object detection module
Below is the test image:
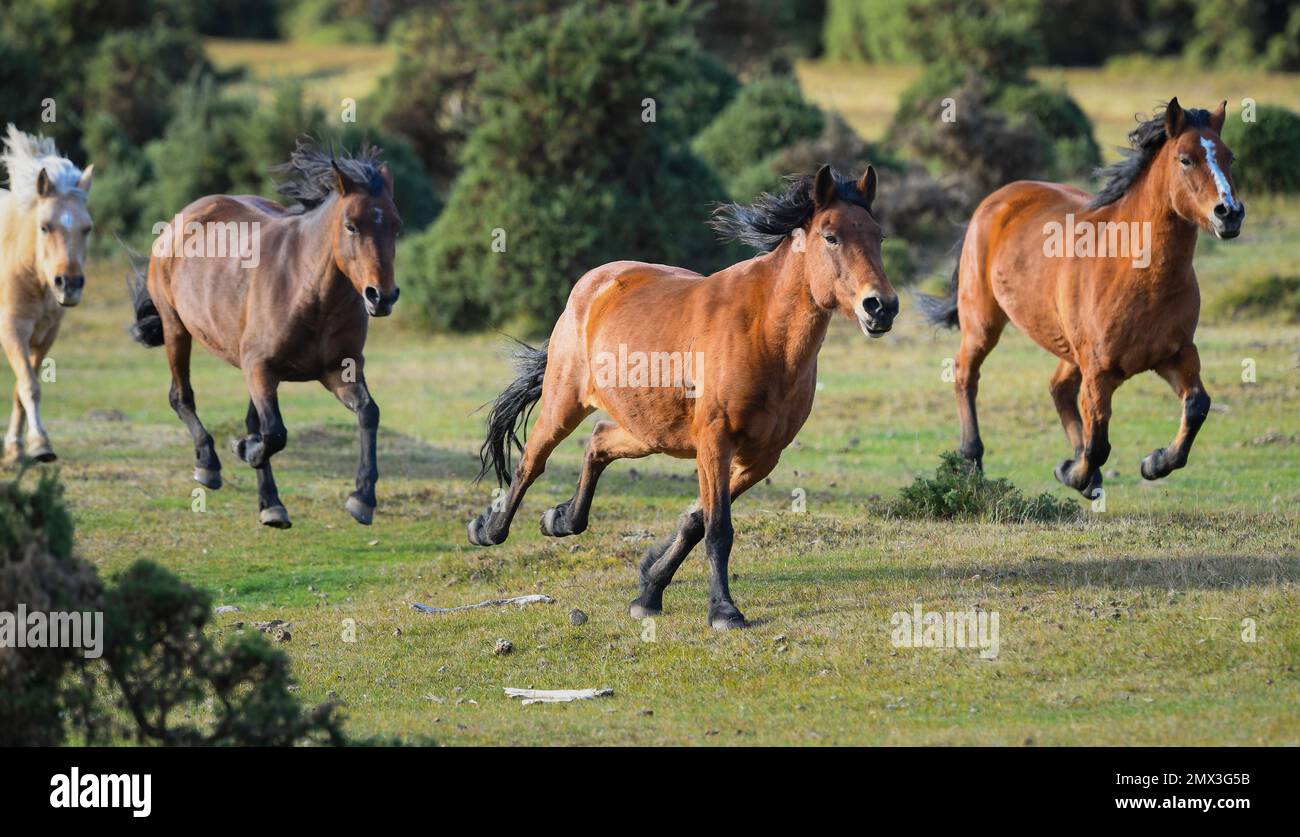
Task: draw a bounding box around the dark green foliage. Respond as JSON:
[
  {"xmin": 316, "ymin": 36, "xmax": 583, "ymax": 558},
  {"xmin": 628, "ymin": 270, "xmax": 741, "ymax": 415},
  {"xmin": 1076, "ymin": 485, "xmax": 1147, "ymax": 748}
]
[
  {"xmin": 889, "ymin": 452, "xmax": 1080, "ymax": 522},
  {"xmin": 1221, "ymin": 104, "xmax": 1300, "ymax": 195},
  {"xmin": 1183, "ymin": 0, "xmax": 1300, "ymax": 71},
  {"xmin": 1210, "ymin": 275, "xmax": 1300, "ymax": 323},
  {"xmin": 823, "ymin": 0, "xmax": 918, "ymax": 62},
  {"xmin": 400, "ymin": 0, "xmax": 735, "ymax": 333},
  {"xmin": 101, "ymin": 561, "xmax": 343, "ymax": 746},
  {"xmin": 694, "ymin": 0, "xmax": 828, "ymax": 72},
  {"xmin": 84, "ymin": 26, "xmax": 211, "ymax": 145},
  {"xmin": 0, "ymin": 471, "xmax": 100, "ymax": 745},
  {"xmin": 693, "ymin": 76, "xmax": 824, "ymax": 199}
]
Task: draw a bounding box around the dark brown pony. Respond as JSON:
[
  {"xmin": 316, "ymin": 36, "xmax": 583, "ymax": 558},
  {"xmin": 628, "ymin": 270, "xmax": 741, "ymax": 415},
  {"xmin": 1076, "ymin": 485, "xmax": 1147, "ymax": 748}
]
[
  {"xmin": 920, "ymin": 99, "xmax": 1244, "ymax": 498},
  {"xmin": 127, "ymin": 141, "xmax": 402, "ymax": 528},
  {"xmin": 468, "ymin": 166, "xmax": 898, "ymax": 628}
]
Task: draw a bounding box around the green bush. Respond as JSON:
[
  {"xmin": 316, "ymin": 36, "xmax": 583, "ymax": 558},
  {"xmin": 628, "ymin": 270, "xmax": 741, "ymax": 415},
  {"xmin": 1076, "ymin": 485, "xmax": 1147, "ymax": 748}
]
[
  {"xmin": 889, "ymin": 452, "xmax": 1080, "ymax": 522},
  {"xmin": 823, "ymin": 0, "xmax": 918, "ymax": 62},
  {"xmin": 1221, "ymin": 104, "xmax": 1300, "ymax": 195},
  {"xmin": 83, "ymin": 25, "xmax": 210, "ymax": 146},
  {"xmin": 400, "ymin": 0, "xmax": 735, "ymax": 333},
  {"xmin": 692, "ymin": 76, "xmax": 824, "ymax": 199},
  {"xmin": 1210, "ymin": 275, "xmax": 1300, "ymax": 323}
]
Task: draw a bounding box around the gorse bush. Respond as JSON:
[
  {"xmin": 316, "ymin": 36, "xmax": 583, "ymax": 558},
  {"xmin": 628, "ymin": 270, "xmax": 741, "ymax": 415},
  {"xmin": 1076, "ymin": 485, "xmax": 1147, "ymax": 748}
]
[
  {"xmin": 1221, "ymin": 104, "xmax": 1300, "ymax": 195},
  {"xmin": 0, "ymin": 470, "xmax": 342, "ymax": 746},
  {"xmin": 693, "ymin": 76, "xmax": 824, "ymax": 200},
  {"xmin": 399, "ymin": 0, "xmax": 737, "ymax": 333},
  {"xmin": 889, "ymin": 452, "xmax": 1080, "ymax": 523}
]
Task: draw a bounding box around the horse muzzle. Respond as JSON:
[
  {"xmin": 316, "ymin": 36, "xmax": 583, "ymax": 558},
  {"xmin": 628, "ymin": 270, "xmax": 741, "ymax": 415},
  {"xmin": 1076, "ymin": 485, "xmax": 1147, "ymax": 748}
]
[
  {"xmin": 54, "ymin": 274, "xmax": 84, "ymax": 307},
  {"xmin": 364, "ymin": 285, "xmax": 400, "ymax": 317},
  {"xmin": 857, "ymin": 292, "xmax": 899, "ymax": 338},
  {"xmin": 1210, "ymin": 202, "xmax": 1245, "ymax": 240}
]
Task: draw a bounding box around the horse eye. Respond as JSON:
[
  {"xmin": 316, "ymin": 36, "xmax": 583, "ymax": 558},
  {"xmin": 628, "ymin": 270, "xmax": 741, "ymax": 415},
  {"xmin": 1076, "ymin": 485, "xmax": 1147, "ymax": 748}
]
[
  {"xmin": 823, "ymin": 232, "xmax": 839, "ymax": 246},
  {"xmin": 39, "ymin": 224, "xmax": 51, "ymax": 234},
  {"xmin": 345, "ymin": 221, "xmax": 359, "ymax": 234},
  {"xmin": 1179, "ymin": 156, "xmax": 1192, "ymax": 167}
]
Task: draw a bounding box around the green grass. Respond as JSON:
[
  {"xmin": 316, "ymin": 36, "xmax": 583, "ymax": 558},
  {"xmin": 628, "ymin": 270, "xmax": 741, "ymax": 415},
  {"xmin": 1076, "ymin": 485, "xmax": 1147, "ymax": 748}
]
[
  {"xmin": 36, "ymin": 46, "xmax": 1299, "ymax": 745},
  {"xmin": 22, "ymin": 249, "xmax": 1300, "ymax": 744}
]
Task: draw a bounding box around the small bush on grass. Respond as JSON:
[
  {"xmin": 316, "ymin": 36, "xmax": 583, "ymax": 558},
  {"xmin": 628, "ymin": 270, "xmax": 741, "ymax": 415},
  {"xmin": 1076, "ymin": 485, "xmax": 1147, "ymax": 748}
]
[
  {"xmin": 1210, "ymin": 275, "xmax": 1300, "ymax": 323},
  {"xmin": 889, "ymin": 451, "xmax": 1080, "ymax": 523},
  {"xmin": 1221, "ymin": 104, "xmax": 1300, "ymax": 195}
]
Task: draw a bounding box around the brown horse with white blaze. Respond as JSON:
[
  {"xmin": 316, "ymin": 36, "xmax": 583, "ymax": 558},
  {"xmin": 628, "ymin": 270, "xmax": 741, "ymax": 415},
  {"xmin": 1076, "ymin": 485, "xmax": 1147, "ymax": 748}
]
[
  {"xmin": 919, "ymin": 99, "xmax": 1244, "ymax": 498},
  {"xmin": 468, "ymin": 166, "xmax": 897, "ymax": 629},
  {"xmin": 127, "ymin": 142, "xmax": 401, "ymax": 528}
]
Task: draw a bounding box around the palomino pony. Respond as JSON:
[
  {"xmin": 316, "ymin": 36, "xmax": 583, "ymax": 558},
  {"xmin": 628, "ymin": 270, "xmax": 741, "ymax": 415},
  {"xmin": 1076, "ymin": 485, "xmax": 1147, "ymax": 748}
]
[
  {"xmin": 127, "ymin": 142, "xmax": 401, "ymax": 528},
  {"xmin": 920, "ymin": 99, "xmax": 1244, "ymax": 499},
  {"xmin": 468, "ymin": 166, "xmax": 898, "ymax": 628},
  {"xmin": 0, "ymin": 125, "xmax": 94, "ymax": 464}
]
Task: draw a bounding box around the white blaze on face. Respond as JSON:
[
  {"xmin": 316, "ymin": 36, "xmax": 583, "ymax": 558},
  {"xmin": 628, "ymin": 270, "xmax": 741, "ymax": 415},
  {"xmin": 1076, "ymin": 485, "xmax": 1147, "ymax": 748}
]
[
  {"xmin": 1200, "ymin": 137, "xmax": 1239, "ymax": 211},
  {"xmin": 61, "ymin": 210, "xmax": 74, "ymax": 229}
]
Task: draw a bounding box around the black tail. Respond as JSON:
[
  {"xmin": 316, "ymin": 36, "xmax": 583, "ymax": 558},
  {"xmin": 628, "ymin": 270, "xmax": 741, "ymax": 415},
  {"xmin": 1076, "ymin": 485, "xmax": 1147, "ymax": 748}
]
[
  {"xmin": 119, "ymin": 235, "xmax": 164, "ymax": 347},
  {"xmin": 477, "ymin": 339, "xmax": 549, "ymax": 486},
  {"xmin": 913, "ymin": 232, "xmax": 964, "ymax": 330}
]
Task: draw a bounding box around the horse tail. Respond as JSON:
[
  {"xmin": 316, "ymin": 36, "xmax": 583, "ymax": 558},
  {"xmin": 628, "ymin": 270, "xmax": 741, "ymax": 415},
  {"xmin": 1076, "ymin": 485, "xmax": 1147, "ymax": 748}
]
[
  {"xmin": 118, "ymin": 235, "xmax": 164, "ymax": 347},
  {"xmin": 477, "ymin": 338, "xmax": 549, "ymax": 486},
  {"xmin": 914, "ymin": 230, "xmax": 964, "ymax": 330}
]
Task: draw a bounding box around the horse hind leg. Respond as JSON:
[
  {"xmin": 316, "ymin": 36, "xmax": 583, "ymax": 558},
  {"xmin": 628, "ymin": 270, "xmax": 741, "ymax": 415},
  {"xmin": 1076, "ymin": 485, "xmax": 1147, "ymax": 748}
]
[
  {"xmin": 234, "ymin": 399, "xmax": 290, "ymax": 528},
  {"xmin": 164, "ymin": 327, "xmax": 222, "ymax": 489},
  {"xmin": 540, "ymin": 419, "xmax": 652, "ymax": 537},
  {"xmin": 1049, "ymin": 358, "xmax": 1085, "ymax": 481}
]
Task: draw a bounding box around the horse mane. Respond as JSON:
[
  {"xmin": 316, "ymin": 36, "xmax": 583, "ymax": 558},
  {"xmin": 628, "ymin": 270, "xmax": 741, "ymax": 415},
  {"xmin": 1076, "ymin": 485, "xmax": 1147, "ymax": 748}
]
[
  {"xmin": 1, "ymin": 124, "xmax": 85, "ymax": 207},
  {"xmin": 1087, "ymin": 103, "xmax": 1212, "ymax": 210},
  {"xmin": 711, "ymin": 169, "xmax": 874, "ymax": 253},
  {"xmin": 271, "ymin": 138, "xmax": 386, "ymax": 213}
]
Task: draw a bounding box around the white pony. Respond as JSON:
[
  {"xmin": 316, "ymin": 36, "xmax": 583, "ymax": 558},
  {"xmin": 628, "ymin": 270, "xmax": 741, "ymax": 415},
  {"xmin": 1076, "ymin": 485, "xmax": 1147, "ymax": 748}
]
[{"xmin": 0, "ymin": 124, "xmax": 94, "ymax": 463}]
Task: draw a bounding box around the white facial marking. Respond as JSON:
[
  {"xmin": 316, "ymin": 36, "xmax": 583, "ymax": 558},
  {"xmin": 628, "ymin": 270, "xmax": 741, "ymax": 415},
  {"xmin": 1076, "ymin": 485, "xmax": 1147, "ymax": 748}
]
[
  {"xmin": 373, "ymin": 207, "xmax": 383, "ymax": 224},
  {"xmin": 1200, "ymin": 137, "xmax": 1238, "ymax": 210},
  {"xmin": 61, "ymin": 211, "xmax": 74, "ymax": 229}
]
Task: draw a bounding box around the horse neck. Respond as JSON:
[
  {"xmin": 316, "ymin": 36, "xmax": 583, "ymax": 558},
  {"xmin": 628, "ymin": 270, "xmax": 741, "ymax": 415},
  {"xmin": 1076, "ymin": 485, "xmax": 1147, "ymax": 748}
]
[
  {"xmin": 287, "ymin": 198, "xmax": 354, "ymax": 306},
  {"xmin": 1107, "ymin": 155, "xmax": 1200, "ymax": 280},
  {"xmin": 752, "ymin": 239, "xmax": 833, "ymax": 372},
  {"xmin": 0, "ymin": 196, "xmax": 38, "ymax": 278}
]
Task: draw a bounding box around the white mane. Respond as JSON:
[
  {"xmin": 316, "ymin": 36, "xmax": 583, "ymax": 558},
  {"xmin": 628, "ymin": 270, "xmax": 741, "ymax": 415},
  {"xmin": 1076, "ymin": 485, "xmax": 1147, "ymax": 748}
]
[{"xmin": 1, "ymin": 124, "xmax": 85, "ymax": 207}]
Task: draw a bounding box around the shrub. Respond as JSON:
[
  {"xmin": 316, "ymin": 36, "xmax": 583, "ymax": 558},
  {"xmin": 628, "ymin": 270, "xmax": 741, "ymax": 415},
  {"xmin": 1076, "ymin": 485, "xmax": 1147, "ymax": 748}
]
[
  {"xmin": 693, "ymin": 76, "xmax": 824, "ymax": 199},
  {"xmin": 0, "ymin": 471, "xmax": 98, "ymax": 746},
  {"xmin": 400, "ymin": 0, "xmax": 735, "ymax": 333},
  {"xmin": 823, "ymin": 0, "xmax": 918, "ymax": 62},
  {"xmin": 889, "ymin": 451, "xmax": 1080, "ymax": 522},
  {"xmin": 1210, "ymin": 275, "xmax": 1300, "ymax": 323},
  {"xmin": 1221, "ymin": 104, "xmax": 1300, "ymax": 195},
  {"xmin": 83, "ymin": 25, "xmax": 210, "ymax": 146}
]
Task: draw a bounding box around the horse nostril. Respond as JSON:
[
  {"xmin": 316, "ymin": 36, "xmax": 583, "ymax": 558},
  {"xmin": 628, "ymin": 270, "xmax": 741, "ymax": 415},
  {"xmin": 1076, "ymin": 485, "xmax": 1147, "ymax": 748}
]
[
  {"xmin": 54, "ymin": 275, "xmax": 65, "ymax": 288},
  {"xmin": 390, "ymin": 287, "xmax": 400, "ymax": 302},
  {"xmin": 1214, "ymin": 203, "xmax": 1230, "ymax": 218},
  {"xmin": 364, "ymin": 286, "xmax": 381, "ymax": 304},
  {"xmin": 862, "ymin": 295, "xmax": 883, "ymax": 317}
]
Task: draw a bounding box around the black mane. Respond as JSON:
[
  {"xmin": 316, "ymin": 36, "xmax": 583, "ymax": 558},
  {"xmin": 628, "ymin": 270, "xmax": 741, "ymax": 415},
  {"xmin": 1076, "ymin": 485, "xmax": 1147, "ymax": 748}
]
[
  {"xmin": 271, "ymin": 138, "xmax": 386, "ymax": 211},
  {"xmin": 711, "ymin": 169, "xmax": 874, "ymax": 253},
  {"xmin": 1087, "ymin": 103, "xmax": 1212, "ymax": 210}
]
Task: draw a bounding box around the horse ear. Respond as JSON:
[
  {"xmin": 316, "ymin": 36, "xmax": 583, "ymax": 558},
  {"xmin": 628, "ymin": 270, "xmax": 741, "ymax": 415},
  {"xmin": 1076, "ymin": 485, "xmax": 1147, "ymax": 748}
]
[
  {"xmin": 331, "ymin": 159, "xmax": 357, "ymax": 195},
  {"xmin": 1209, "ymin": 99, "xmax": 1227, "ymax": 133},
  {"xmin": 1164, "ymin": 97, "xmax": 1185, "ymax": 138},
  {"xmin": 78, "ymin": 164, "xmax": 94, "ymax": 195},
  {"xmin": 379, "ymin": 163, "xmax": 394, "ymax": 195},
  {"xmin": 813, "ymin": 164, "xmax": 836, "ymax": 208},
  {"xmin": 858, "ymin": 165, "xmax": 877, "ymax": 208},
  {"xmin": 36, "ymin": 167, "xmax": 54, "ymax": 198}
]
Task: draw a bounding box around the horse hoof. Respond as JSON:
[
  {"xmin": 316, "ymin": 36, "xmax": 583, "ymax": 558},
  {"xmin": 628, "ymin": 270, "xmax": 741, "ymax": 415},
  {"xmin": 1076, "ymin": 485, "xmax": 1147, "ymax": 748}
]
[
  {"xmin": 28, "ymin": 445, "xmax": 57, "ymax": 463},
  {"xmin": 346, "ymin": 494, "xmax": 374, "ymax": 525},
  {"xmin": 1140, "ymin": 449, "xmax": 1167, "ymax": 481},
  {"xmin": 194, "ymin": 467, "xmax": 222, "ymax": 490},
  {"xmin": 629, "ymin": 601, "xmax": 662, "ymax": 620},
  {"xmin": 1053, "ymin": 458, "xmax": 1075, "ymax": 488},
  {"xmin": 467, "ymin": 517, "xmax": 495, "ymax": 547},
  {"xmin": 259, "ymin": 505, "xmax": 292, "ymax": 529},
  {"xmin": 709, "ymin": 608, "xmax": 747, "ymax": 631},
  {"xmin": 539, "ymin": 506, "xmax": 560, "ymax": 536}
]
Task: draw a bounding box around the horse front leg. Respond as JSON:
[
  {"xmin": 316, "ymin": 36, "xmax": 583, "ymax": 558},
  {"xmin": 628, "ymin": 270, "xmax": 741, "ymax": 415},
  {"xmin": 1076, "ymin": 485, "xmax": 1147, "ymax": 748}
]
[
  {"xmin": 322, "ymin": 365, "xmax": 379, "ymax": 525},
  {"xmin": 236, "ymin": 365, "xmax": 289, "ymax": 528},
  {"xmin": 0, "ymin": 324, "xmax": 53, "ymax": 462},
  {"xmin": 697, "ymin": 438, "xmax": 747, "ymax": 630},
  {"xmin": 4, "ymin": 389, "xmax": 26, "ymax": 465},
  {"xmin": 1142, "ymin": 344, "xmax": 1210, "ymax": 480}
]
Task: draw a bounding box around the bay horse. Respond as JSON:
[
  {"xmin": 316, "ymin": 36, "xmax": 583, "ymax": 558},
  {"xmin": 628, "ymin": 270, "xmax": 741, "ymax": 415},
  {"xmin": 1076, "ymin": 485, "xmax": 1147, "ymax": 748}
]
[
  {"xmin": 467, "ymin": 166, "xmax": 898, "ymax": 628},
  {"xmin": 127, "ymin": 142, "xmax": 401, "ymax": 528},
  {"xmin": 919, "ymin": 99, "xmax": 1244, "ymax": 499},
  {"xmin": 0, "ymin": 125, "xmax": 94, "ymax": 464}
]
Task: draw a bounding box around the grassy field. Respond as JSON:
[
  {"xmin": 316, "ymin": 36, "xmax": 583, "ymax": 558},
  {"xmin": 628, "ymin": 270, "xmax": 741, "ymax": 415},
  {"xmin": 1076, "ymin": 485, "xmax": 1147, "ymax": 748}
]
[{"xmin": 37, "ymin": 45, "xmax": 1294, "ymax": 745}]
